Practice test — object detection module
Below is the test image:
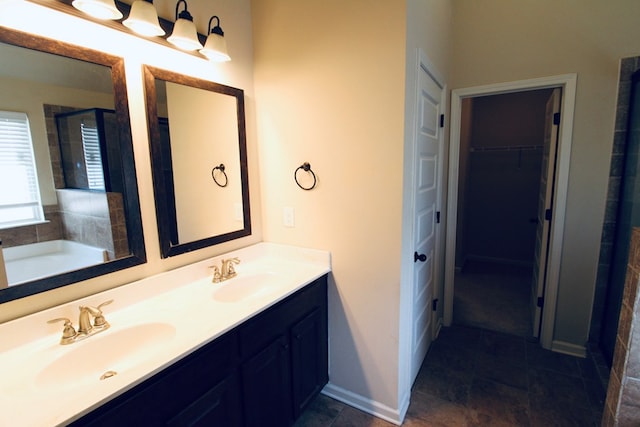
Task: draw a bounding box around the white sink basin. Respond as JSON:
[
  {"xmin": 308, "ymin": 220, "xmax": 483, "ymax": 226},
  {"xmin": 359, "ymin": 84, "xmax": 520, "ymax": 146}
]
[
  {"xmin": 36, "ymin": 322, "xmax": 176, "ymax": 389},
  {"xmin": 212, "ymin": 272, "xmax": 282, "ymax": 303}
]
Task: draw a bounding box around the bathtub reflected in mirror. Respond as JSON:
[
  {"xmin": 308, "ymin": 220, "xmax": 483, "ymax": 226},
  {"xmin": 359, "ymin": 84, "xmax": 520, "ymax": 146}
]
[
  {"xmin": 3, "ymin": 240, "xmax": 107, "ymax": 286},
  {"xmin": 0, "ymin": 28, "xmax": 145, "ymax": 304}
]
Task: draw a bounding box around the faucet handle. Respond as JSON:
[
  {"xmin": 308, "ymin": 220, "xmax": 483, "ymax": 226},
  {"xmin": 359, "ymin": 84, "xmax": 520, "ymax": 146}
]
[
  {"xmin": 210, "ymin": 265, "xmax": 222, "ymax": 283},
  {"xmin": 227, "ymin": 257, "xmax": 240, "ymax": 275},
  {"xmin": 47, "ymin": 317, "xmax": 77, "ymax": 344},
  {"xmin": 96, "ymin": 299, "xmax": 113, "ymax": 311},
  {"xmin": 92, "ymin": 299, "xmax": 113, "ymax": 328}
]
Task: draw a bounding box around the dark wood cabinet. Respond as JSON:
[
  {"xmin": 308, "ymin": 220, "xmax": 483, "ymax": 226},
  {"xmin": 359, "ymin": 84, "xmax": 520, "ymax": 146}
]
[
  {"xmin": 71, "ymin": 274, "xmax": 328, "ymax": 427},
  {"xmin": 238, "ymin": 273, "xmax": 328, "ymax": 426}
]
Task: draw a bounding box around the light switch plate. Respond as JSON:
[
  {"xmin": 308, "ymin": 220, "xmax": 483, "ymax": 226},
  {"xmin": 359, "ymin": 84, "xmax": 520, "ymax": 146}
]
[{"xmin": 283, "ymin": 207, "xmax": 295, "ymax": 227}]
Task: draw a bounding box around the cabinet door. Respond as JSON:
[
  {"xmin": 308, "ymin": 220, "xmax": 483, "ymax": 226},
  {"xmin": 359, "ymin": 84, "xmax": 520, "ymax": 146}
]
[
  {"xmin": 290, "ymin": 307, "xmax": 328, "ymax": 418},
  {"xmin": 242, "ymin": 336, "xmax": 292, "ymax": 427}
]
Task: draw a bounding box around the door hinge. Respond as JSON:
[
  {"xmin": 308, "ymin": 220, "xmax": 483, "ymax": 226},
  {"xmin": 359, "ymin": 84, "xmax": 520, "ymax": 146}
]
[
  {"xmin": 436, "ymin": 211, "xmax": 441, "ymax": 224},
  {"xmin": 432, "ymin": 298, "xmax": 439, "ymax": 311},
  {"xmin": 439, "ymin": 114, "xmax": 445, "ymax": 128},
  {"xmin": 545, "ymin": 209, "xmax": 552, "ymax": 221},
  {"xmin": 537, "ymin": 296, "xmax": 544, "ymax": 308},
  {"xmin": 553, "ymin": 112, "xmax": 561, "ymax": 125}
]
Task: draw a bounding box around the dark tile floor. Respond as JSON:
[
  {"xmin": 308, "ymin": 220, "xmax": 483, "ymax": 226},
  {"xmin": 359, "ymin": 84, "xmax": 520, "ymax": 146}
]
[{"xmin": 295, "ymin": 325, "xmax": 609, "ymax": 426}]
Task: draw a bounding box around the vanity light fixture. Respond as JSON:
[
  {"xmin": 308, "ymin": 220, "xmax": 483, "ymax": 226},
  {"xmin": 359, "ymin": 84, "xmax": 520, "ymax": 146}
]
[
  {"xmin": 44, "ymin": 0, "xmax": 226, "ymax": 60},
  {"xmin": 122, "ymin": 0, "xmax": 164, "ymax": 37},
  {"xmin": 200, "ymin": 16, "xmax": 230, "ymax": 62},
  {"xmin": 71, "ymin": 0, "xmax": 122, "ymax": 20},
  {"xmin": 167, "ymin": 0, "xmax": 203, "ymax": 51}
]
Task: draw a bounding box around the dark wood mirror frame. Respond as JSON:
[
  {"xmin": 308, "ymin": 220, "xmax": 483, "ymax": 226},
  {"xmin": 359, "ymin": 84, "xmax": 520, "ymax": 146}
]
[
  {"xmin": 143, "ymin": 65, "xmax": 251, "ymax": 258},
  {"xmin": 0, "ymin": 28, "xmax": 146, "ymax": 304}
]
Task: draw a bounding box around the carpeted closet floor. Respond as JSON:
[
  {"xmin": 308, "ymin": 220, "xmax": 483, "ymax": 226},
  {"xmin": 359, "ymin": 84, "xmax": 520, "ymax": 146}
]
[{"xmin": 453, "ymin": 260, "xmax": 533, "ymax": 337}]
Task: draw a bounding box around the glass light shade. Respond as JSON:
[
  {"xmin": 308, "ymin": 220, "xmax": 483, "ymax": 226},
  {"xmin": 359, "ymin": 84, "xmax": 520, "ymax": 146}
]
[
  {"xmin": 200, "ymin": 33, "xmax": 230, "ymax": 62},
  {"xmin": 72, "ymin": 0, "xmax": 123, "ymax": 20},
  {"xmin": 167, "ymin": 18, "xmax": 203, "ymax": 51},
  {"xmin": 123, "ymin": 0, "xmax": 164, "ymax": 37}
]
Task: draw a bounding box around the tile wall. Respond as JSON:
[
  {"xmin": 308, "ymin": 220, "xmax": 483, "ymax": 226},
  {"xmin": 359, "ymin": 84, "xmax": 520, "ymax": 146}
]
[
  {"xmin": 56, "ymin": 189, "xmax": 128, "ymax": 260},
  {"xmin": 0, "ymin": 205, "xmax": 63, "ymax": 247},
  {"xmin": 593, "ymin": 57, "xmax": 640, "ymax": 342},
  {"xmin": 603, "ymin": 227, "xmax": 640, "ymax": 425}
]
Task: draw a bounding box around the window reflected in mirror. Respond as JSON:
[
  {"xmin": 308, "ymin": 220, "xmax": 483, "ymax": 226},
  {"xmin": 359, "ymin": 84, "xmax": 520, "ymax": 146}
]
[{"xmin": 0, "ymin": 110, "xmax": 45, "ymax": 228}]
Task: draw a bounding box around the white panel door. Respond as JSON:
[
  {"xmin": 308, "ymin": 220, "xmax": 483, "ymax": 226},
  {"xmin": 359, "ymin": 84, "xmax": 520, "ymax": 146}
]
[
  {"xmin": 531, "ymin": 88, "xmax": 561, "ymax": 338},
  {"xmin": 410, "ymin": 60, "xmax": 443, "ymax": 382}
]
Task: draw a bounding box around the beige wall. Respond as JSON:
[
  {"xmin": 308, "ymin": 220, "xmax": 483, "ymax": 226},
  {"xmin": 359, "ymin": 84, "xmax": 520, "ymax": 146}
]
[
  {"xmin": 251, "ymin": 0, "xmax": 407, "ymax": 413},
  {"xmin": 451, "ymin": 0, "xmax": 640, "ymax": 348},
  {"xmin": 0, "ymin": 0, "xmax": 262, "ymax": 321}
]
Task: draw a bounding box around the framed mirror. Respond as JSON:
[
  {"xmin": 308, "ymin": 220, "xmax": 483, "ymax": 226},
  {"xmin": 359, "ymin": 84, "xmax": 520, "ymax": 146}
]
[
  {"xmin": 143, "ymin": 66, "xmax": 250, "ymax": 258},
  {"xmin": 0, "ymin": 28, "xmax": 145, "ymax": 303}
]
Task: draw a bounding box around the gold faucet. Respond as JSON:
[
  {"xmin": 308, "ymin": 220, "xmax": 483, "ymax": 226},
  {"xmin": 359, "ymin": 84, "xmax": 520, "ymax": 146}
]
[
  {"xmin": 48, "ymin": 300, "xmax": 113, "ymax": 345},
  {"xmin": 211, "ymin": 257, "xmax": 240, "ymax": 283}
]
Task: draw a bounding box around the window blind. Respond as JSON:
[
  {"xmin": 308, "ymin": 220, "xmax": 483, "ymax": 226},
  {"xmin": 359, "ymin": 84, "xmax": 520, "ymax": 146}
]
[
  {"xmin": 80, "ymin": 122, "xmax": 105, "ymax": 191},
  {"xmin": 0, "ymin": 111, "xmax": 45, "ymax": 227}
]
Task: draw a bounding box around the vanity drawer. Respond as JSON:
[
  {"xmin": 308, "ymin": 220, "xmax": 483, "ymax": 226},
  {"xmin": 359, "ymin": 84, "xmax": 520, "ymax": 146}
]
[{"xmin": 71, "ymin": 331, "xmax": 241, "ymax": 426}]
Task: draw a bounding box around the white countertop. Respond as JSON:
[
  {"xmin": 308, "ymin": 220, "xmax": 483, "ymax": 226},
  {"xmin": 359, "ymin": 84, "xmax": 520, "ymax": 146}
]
[{"xmin": 0, "ymin": 243, "xmax": 331, "ymax": 427}]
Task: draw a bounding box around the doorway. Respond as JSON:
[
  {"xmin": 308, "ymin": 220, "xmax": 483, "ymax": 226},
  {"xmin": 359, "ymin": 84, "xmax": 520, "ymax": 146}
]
[
  {"xmin": 453, "ymin": 89, "xmax": 553, "ymax": 337},
  {"xmin": 444, "ymin": 75, "xmax": 577, "ymax": 350}
]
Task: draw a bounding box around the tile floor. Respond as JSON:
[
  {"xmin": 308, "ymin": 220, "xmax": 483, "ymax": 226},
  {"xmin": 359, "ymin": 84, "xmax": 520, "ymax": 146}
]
[{"xmin": 295, "ymin": 325, "xmax": 609, "ymax": 426}]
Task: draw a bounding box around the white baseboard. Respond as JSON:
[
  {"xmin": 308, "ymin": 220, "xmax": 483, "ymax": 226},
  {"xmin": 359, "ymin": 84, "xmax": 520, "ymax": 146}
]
[
  {"xmin": 434, "ymin": 316, "xmax": 443, "ymax": 339},
  {"xmin": 551, "ymin": 340, "xmax": 587, "ymax": 358},
  {"xmin": 321, "ymin": 383, "xmax": 404, "ymax": 425}
]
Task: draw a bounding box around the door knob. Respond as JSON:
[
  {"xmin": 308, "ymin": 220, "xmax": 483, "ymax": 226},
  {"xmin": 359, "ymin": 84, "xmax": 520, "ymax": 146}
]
[{"xmin": 414, "ymin": 251, "xmax": 427, "ymax": 263}]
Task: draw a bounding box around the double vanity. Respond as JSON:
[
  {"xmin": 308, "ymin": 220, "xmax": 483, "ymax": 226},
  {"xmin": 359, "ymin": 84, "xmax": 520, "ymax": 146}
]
[
  {"xmin": 0, "ymin": 6, "xmax": 331, "ymax": 426},
  {"xmin": 0, "ymin": 243, "xmax": 331, "ymax": 426}
]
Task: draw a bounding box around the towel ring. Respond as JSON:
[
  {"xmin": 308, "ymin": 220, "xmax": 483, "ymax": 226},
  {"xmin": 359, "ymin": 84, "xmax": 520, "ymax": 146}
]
[
  {"xmin": 294, "ymin": 162, "xmax": 316, "ymax": 190},
  {"xmin": 211, "ymin": 163, "xmax": 228, "ymax": 187}
]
